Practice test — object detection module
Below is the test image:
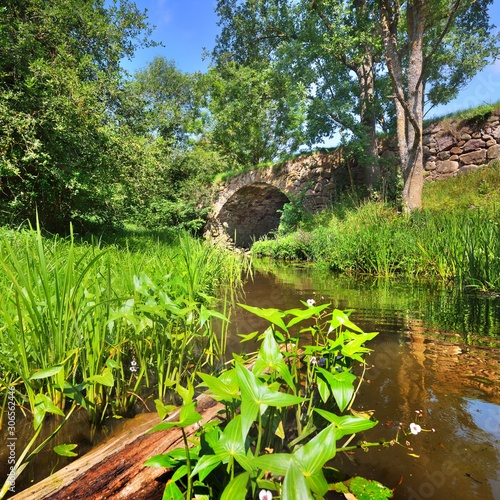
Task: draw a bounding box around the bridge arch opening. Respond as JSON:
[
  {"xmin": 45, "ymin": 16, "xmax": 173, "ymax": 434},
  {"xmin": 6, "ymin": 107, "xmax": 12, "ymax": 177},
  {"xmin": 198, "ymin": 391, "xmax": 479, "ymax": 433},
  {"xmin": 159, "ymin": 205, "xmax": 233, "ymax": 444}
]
[{"xmin": 217, "ymin": 182, "xmax": 289, "ymax": 248}]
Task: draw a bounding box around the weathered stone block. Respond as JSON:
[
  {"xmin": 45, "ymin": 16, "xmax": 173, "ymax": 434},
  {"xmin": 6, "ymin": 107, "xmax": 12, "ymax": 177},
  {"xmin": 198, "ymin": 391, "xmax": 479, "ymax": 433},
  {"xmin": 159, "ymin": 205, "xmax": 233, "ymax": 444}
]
[
  {"xmin": 458, "ymin": 165, "xmax": 480, "ymax": 175},
  {"xmin": 462, "ymin": 138, "xmax": 485, "ymax": 152},
  {"xmin": 437, "ymin": 160, "xmax": 459, "ymax": 173},
  {"xmin": 437, "ymin": 151, "xmax": 451, "ymax": 160},
  {"xmin": 487, "ymin": 144, "xmax": 500, "ymax": 160},
  {"xmin": 425, "ymin": 161, "xmax": 437, "ymax": 171},
  {"xmin": 450, "ymin": 147, "xmax": 463, "ymax": 155},
  {"xmin": 461, "ymin": 133, "xmax": 472, "ymax": 141},
  {"xmin": 435, "ymin": 133, "xmax": 455, "ymax": 151},
  {"xmin": 460, "ymin": 149, "xmax": 487, "ymax": 165},
  {"xmin": 486, "ymin": 139, "xmax": 497, "ymax": 147}
]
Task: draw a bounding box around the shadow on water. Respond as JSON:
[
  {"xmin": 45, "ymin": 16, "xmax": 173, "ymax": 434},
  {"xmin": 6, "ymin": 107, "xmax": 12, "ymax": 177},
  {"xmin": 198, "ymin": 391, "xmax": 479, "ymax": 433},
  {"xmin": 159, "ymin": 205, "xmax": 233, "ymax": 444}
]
[{"xmin": 227, "ymin": 261, "xmax": 500, "ymax": 499}]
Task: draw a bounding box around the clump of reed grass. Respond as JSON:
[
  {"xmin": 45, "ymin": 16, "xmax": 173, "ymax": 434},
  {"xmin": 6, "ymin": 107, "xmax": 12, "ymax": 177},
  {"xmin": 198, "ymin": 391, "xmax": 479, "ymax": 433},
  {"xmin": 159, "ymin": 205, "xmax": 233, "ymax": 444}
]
[{"xmin": 0, "ymin": 225, "xmax": 248, "ymax": 425}]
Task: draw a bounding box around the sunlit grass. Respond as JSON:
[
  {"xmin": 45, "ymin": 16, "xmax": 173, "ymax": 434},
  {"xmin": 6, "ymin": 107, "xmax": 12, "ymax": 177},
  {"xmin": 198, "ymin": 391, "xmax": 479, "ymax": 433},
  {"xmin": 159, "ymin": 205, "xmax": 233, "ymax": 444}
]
[
  {"xmin": 253, "ymin": 164, "xmax": 500, "ymax": 291},
  {"xmin": 0, "ymin": 225, "xmax": 248, "ymax": 423}
]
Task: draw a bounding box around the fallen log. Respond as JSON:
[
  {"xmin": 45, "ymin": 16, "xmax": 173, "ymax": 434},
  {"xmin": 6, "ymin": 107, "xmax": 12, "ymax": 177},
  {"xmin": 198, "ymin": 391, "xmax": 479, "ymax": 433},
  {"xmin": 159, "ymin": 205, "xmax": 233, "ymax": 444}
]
[{"xmin": 12, "ymin": 394, "xmax": 224, "ymax": 500}]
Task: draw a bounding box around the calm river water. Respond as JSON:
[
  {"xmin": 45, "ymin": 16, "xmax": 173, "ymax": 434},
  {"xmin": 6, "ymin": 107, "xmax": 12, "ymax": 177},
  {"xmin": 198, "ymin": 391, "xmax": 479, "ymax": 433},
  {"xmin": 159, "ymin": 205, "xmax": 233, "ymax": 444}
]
[{"xmin": 227, "ymin": 261, "xmax": 500, "ymax": 500}]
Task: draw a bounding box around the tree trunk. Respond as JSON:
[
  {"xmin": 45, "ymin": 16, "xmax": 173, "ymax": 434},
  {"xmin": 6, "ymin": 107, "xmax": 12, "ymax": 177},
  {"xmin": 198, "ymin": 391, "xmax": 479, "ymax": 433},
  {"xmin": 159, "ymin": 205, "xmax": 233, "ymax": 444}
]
[
  {"xmin": 379, "ymin": 0, "xmax": 426, "ymax": 211},
  {"xmin": 357, "ymin": 53, "xmax": 382, "ymax": 190},
  {"xmin": 12, "ymin": 394, "xmax": 223, "ymax": 500},
  {"xmin": 355, "ymin": 0, "xmax": 381, "ymax": 190}
]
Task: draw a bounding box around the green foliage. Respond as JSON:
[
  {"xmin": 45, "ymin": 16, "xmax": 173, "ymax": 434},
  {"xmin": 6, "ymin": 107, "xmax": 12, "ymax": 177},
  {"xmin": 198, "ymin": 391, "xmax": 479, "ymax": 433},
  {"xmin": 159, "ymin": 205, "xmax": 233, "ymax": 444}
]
[
  {"xmin": 277, "ymin": 187, "xmax": 311, "ymax": 236},
  {"xmin": 205, "ymin": 61, "xmax": 306, "ymax": 166},
  {"xmin": 146, "ymin": 303, "xmax": 395, "ymax": 500},
  {"xmin": 0, "ymin": 0, "xmax": 154, "ymax": 232},
  {"xmin": 0, "ymin": 225, "xmax": 247, "ymax": 467}
]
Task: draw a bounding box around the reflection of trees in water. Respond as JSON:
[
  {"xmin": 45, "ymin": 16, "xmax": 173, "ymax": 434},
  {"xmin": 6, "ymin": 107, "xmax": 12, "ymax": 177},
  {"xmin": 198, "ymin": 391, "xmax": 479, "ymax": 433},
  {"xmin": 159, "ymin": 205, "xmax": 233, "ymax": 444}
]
[
  {"xmin": 247, "ymin": 263, "xmax": 500, "ymax": 343},
  {"xmin": 424, "ymin": 288, "xmax": 500, "ymax": 342},
  {"xmin": 341, "ymin": 333, "xmax": 500, "ymax": 499}
]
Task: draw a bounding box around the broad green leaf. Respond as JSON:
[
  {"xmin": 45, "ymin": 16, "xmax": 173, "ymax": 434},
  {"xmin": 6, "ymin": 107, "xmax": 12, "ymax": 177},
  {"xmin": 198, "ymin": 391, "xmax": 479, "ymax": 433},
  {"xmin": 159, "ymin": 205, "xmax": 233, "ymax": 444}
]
[
  {"xmin": 217, "ymin": 415, "xmax": 246, "ymax": 456},
  {"xmin": 86, "ymin": 368, "xmax": 114, "ymax": 387},
  {"xmin": 237, "ymin": 330, "xmax": 260, "ymax": 342},
  {"xmin": 55, "ymin": 381, "xmax": 87, "ymax": 409},
  {"xmin": 285, "ymin": 303, "xmax": 330, "ymax": 328},
  {"xmin": 191, "ymin": 454, "xmax": 223, "ymax": 481},
  {"xmin": 171, "ymin": 464, "xmax": 189, "ymax": 482},
  {"xmin": 252, "ymin": 453, "xmax": 292, "ymax": 476},
  {"xmin": 329, "ymin": 309, "xmax": 363, "ymax": 333},
  {"xmin": 53, "ymin": 443, "xmax": 78, "ymax": 457},
  {"xmin": 162, "ymin": 480, "xmax": 184, "ymax": 500},
  {"xmin": 294, "ymin": 424, "xmax": 337, "ymax": 480},
  {"xmin": 282, "ymin": 460, "xmax": 314, "ymax": 500},
  {"xmin": 342, "ymin": 331, "xmax": 379, "ymax": 361},
  {"xmin": 106, "ymin": 358, "xmax": 121, "ymax": 370},
  {"xmin": 199, "ymin": 305, "xmax": 229, "ymax": 326},
  {"xmin": 316, "ymin": 376, "xmax": 331, "ymax": 403},
  {"xmin": 220, "ymin": 472, "xmax": 250, "ymax": 500},
  {"xmin": 149, "ymin": 401, "xmax": 201, "ymax": 432},
  {"xmin": 316, "ymin": 367, "xmax": 355, "ymax": 412},
  {"xmin": 33, "ymin": 393, "xmax": 65, "ymax": 430},
  {"xmin": 260, "ymin": 390, "xmax": 305, "ymax": 407},
  {"xmin": 239, "ymin": 396, "xmax": 261, "ymax": 442},
  {"xmin": 144, "ymin": 453, "xmax": 182, "ymax": 468},
  {"xmin": 314, "ymin": 410, "xmax": 378, "ymax": 440},
  {"xmin": 198, "ymin": 370, "xmax": 240, "ymax": 402},
  {"xmin": 29, "ymin": 365, "xmax": 64, "ymax": 380},
  {"xmin": 253, "ymin": 329, "xmax": 296, "ymax": 391},
  {"xmin": 208, "ymin": 416, "xmax": 255, "ymax": 473},
  {"xmin": 154, "ymin": 399, "xmax": 177, "ymax": 421},
  {"xmin": 238, "ymin": 304, "xmax": 288, "ymax": 332},
  {"xmin": 236, "ymin": 363, "xmax": 305, "ymax": 439},
  {"xmin": 176, "ymin": 383, "xmax": 194, "ymax": 405},
  {"xmin": 305, "ymin": 470, "xmax": 330, "ymax": 496},
  {"xmin": 275, "ymin": 420, "xmax": 285, "ymax": 439}
]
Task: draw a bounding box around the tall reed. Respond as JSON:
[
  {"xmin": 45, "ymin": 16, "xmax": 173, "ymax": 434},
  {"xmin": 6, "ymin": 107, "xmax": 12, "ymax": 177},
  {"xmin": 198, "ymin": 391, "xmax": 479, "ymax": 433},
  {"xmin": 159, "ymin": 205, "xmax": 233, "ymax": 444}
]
[{"xmin": 0, "ymin": 226, "xmax": 248, "ymax": 423}]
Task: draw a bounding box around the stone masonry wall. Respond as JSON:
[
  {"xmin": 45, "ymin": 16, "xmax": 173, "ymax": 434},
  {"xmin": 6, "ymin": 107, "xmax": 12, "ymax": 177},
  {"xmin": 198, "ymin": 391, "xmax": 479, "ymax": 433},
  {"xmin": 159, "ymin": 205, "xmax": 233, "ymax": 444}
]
[
  {"xmin": 422, "ymin": 109, "xmax": 500, "ymax": 180},
  {"xmin": 207, "ymin": 108, "xmax": 500, "ymax": 246}
]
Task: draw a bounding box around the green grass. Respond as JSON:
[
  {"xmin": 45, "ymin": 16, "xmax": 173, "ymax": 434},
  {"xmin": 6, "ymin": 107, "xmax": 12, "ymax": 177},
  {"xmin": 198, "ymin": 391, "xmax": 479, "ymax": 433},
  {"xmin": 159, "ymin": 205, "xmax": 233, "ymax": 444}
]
[
  {"xmin": 423, "ymin": 160, "xmax": 500, "ymax": 211},
  {"xmin": 0, "ymin": 226, "xmax": 248, "ymax": 423},
  {"xmin": 252, "ymin": 163, "xmax": 500, "ymax": 291}
]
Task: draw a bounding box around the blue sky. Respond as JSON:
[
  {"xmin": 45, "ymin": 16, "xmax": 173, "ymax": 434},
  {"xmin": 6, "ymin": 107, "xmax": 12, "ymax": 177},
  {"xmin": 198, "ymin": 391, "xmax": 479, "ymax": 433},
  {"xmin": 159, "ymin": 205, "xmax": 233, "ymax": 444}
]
[{"xmin": 126, "ymin": 0, "xmax": 500, "ymax": 119}]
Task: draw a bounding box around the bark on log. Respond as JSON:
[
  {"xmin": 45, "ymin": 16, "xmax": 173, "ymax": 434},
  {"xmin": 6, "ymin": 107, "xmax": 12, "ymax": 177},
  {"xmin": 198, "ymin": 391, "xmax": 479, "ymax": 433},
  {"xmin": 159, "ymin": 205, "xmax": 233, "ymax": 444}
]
[{"xmin": 12, "ymin": 394, "xmax": 223, "ymax": 499}]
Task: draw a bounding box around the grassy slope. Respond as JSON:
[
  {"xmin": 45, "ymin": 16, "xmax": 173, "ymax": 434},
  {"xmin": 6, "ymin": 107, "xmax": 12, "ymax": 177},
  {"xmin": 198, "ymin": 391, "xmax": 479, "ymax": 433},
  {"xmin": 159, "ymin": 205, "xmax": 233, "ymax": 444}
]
[{"xmin": 423, "ymin": 160, "xmax": 500, "ymax": 212}]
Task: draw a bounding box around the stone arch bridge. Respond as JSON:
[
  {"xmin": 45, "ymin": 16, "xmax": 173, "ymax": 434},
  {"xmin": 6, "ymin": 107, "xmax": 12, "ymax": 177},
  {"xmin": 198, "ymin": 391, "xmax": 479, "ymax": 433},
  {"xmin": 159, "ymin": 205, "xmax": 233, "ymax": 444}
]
[{"xmin": 205, "ymin": 150, "xmax": 361, "ymax": 248}]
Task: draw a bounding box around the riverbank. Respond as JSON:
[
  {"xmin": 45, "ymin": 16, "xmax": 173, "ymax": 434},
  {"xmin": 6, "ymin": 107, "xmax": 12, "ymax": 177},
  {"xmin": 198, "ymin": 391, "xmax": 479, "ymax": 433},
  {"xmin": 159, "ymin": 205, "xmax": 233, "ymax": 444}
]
[{"xmin": 251, "ymin": 161, "xmax": 500, "ymax": 292}]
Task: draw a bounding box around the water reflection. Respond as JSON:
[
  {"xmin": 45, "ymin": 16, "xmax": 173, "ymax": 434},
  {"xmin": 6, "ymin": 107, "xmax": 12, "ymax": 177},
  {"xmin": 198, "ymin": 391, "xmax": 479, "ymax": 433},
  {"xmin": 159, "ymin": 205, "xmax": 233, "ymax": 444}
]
[{"xmin": 227, "ymin": 264, "xmax": 500, "ymax": 499}]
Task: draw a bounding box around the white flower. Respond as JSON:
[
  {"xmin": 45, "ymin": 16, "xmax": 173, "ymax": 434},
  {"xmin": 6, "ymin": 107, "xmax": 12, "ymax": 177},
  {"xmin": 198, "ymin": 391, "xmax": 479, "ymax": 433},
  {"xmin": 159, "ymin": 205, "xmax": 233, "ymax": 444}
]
[
  {"xmin": 259, "ymin": 490, "xmax": 273, "ymax": 500},
  {"xmin": 306, "ymin": 299, "xmax": 316, "ymax": 307},
  {"xmin": 410, "ymin": 423, "xmax": 421, "ymax": 435},
  {"xmin": 310, "ymin": 356, "xmax": 317, "ymax": 365}
]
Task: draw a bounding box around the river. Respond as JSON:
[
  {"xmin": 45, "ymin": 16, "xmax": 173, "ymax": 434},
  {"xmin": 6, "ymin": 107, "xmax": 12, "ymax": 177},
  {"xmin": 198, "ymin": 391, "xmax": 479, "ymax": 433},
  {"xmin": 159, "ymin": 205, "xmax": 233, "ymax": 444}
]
[{"xmin": 226, "ymin": 262, "xmax": 500, "ymax": 499}]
